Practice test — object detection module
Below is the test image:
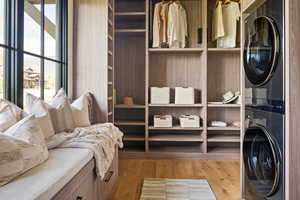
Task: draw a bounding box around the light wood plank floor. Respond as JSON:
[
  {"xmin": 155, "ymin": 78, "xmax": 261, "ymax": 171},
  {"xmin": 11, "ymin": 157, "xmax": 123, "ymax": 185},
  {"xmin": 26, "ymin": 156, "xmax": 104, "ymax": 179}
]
[{"xmin": 109, "ymin": 160, "xmax": 241, "ymax": 200}]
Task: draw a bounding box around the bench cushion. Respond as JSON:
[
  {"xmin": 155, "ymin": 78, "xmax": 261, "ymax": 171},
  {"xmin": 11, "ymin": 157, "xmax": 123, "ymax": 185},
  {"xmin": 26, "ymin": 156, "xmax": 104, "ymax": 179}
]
[{"xmin": 0, "ymin": 148, "xmax": 93, "ymax": 200}]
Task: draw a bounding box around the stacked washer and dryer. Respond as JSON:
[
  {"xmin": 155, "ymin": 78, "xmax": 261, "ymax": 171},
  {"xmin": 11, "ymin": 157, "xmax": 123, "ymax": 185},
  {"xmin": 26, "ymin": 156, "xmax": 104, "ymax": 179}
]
[{"xmin": 243, "ymin": 0, "xmax": 285, "ymax": 200}]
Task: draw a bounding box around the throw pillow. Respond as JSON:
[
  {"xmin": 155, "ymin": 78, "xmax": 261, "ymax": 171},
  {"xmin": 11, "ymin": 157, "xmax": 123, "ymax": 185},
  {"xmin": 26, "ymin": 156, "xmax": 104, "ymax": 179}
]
[
  {"xmin": 0, "ymin": 105, "xmax": 18, "ymax": 132},
  {"xmin": 71, "ymin": 93, "xmax": 91, "ymax": 127}
]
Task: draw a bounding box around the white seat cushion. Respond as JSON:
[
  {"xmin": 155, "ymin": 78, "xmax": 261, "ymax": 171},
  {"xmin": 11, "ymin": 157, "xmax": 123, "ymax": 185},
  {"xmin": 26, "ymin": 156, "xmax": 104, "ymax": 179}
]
[{"xmin": 0, "ymin": 148, "xmax": 93, "ymax": 200}]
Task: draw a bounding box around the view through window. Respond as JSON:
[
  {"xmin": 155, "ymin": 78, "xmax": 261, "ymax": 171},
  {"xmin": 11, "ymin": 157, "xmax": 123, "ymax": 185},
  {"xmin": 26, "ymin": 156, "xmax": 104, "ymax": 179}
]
[{"xmin": 23, "ymin": 0, "xmax": 59, "ymax": 104}]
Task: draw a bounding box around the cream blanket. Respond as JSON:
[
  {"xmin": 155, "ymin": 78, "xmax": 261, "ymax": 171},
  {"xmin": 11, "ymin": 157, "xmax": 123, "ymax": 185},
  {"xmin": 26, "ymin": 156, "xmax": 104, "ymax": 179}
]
[{"xmin": 47, "ymin": 123, "xmax": 123, "ymax": 179}]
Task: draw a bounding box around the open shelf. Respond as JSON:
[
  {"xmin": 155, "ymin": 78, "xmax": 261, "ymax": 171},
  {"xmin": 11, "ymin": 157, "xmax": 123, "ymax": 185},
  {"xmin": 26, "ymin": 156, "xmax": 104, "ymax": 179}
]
[
  {"xmin": 115, "ymin": 104, "xmax": 145, "ymax": 109},
  {"xmin": 149, "ymin": 126, "xmax": 203, "ymax": 131},
  {"xmin": 208, "ymin": 126, "xmax": 240, "ymax": 131},
  {"xmin": 149, "ymin": 48, "xmax": 204, "ymax": 53},
  {"xmin": 115, "ymin": 121, "xmax": 145, "ymax": 126},
  {"xmin": 115, "ymin": 29, "xmax": 146, "ymax": 33},
  {"xmin": 208, "ymin": 48, "xmax": 241, "ymax": 52},
  {"xmin": 208, "ymin": 146, "xmax": 240, "ymax": 154},
  {"xmin": 208, "ymin": 103, "xmax": 241, "ymax": 108},
  {"xmin": 149, "ymin": 104, "xmax": 203, "ymax": 108},
  {"xmin": 123, "ymin": 133, "xmax": 145, "ymax": 141},
  {"xmin": 149, "ymin": 133, "xmax": 203, "ymax": 142},
  {"xmin": 207, "ymin": 135, "xmax": 240, "ymax": 142},
  {"xmin": 149, "ymin": 142, "xmax": 203, "ymax": 153}
]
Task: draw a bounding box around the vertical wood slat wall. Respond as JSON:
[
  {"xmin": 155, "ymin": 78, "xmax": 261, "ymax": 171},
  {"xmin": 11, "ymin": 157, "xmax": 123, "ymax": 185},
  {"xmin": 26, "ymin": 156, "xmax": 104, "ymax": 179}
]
[{"xmin": 113, "ymin": 0, "xmax": 242, "ymax": 159}]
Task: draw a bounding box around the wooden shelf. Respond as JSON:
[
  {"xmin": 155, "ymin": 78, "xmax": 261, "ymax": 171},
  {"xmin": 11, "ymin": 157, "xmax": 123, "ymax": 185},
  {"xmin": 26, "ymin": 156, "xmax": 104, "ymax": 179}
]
[
  {"xmin": 149, "ymin": 134, "xmax": 203, "ymax": 142},
  {"xmin": 149, "ymin": 145, "xmax": 203, "ymax": 153},
  {"xmin": 149, "ymin": 104, "xmax": 203, "ymax": 108},
  {"xmin": 115, "ymin": 104, "xmax": 145, "ymax": 109},
  {"xmin": 207, "ymin": 135, "xmax": 240, "ymax": 143},
  {"xmin": 208, "ymin": 147, "xmax": 240, "ymax": 154},
  {"xmin": 108, "ymin": 3, "xmax": 113, "ymax": 11},
  {"xmin": 108, "ymin": 19, "xmax": 113, "ymax": 26},
  {"xmin": 115, "ymin": 12, "xmax": 146, "ymax": 16},
  {"xmin": 208, "ymin": 48, "xmax": 241, "ymax": 52},
  {"xmin": 207, "ymin": 126, "xmax": 240, "ymax": 131},
  {"xmin": 149, "ymin": 126, "xmax": 203, "ymax": 131},
  {"xmin": 123, "ymin": 133, "xmax": 145, "ymax": 141},
  {"xmin": 208, "ymin": 103, "xmax": 241, "ymax": 108},
  {"xmin": 115, "ymin": 121, "xmax": 145, "ymax": 126},
  {"xmin": 115, "ymin": 29, "xmax": 146, "ymax": 33},
  {"xmin": 208, "ymin": 126, "xmax": 241, "ymax": 131},
  {"xmin": 149, "ymin": 48, "xmax": 204, "ymax": 53}
]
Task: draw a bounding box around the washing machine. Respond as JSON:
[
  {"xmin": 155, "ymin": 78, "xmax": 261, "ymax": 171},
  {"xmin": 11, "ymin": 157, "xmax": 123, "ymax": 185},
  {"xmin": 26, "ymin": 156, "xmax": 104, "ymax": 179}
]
[
  {"xmin": 244, "ymin": 108, "xmax": 284, "ymax": 200},
  {"xmin": 243, "ymin": 0, "xmax": 285, "ymax": 199},
  {"xmin": 244, "ymin": 0, "xmax": 285, "ymax": 113}
]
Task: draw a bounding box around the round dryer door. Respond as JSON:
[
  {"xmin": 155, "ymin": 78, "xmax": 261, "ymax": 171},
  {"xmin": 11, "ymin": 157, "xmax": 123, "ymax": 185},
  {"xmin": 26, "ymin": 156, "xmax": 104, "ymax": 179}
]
[
  {"xmin": 244, "ymin": 16, "xmax": 280, "ymax": 86},
  {"xmin": 243, "ymin": 126, "xmax": 281, "ymax": 198}
]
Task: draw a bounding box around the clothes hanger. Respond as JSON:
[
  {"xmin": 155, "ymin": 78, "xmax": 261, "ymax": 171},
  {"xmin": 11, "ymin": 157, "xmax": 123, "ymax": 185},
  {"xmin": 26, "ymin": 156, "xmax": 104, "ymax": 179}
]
[{"xmin": 223, "ymin": 0, "xmax": 231, "ymax": 4}]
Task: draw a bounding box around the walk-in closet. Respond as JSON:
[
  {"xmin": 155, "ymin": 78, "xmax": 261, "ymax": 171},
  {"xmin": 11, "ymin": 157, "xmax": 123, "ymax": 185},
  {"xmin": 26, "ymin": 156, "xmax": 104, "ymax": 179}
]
[{"xmin": 109, "ymin": 0, "xmax": 242, "ymax": 159}]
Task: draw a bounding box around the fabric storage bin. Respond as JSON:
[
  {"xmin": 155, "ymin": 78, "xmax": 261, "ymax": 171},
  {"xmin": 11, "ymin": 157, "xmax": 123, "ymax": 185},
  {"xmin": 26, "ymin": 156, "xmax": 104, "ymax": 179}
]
[
  {"xmin": 175, "ymin": 87, "xmax": 195, "ymax": 104},
  {"xmin": 151, "ymin": 87, "xmax": 170, "ymax": 104},
  {"xmin": 154, "ymin": 115, "xmax": 172, "ymax": 128},
  {"xmin": 179, "ymin": 115, "xmax": 200, "ymax": 128}
]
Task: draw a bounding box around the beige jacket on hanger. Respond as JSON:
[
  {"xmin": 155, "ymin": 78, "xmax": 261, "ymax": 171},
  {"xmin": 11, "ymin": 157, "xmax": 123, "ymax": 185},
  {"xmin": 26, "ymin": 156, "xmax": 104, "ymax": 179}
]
[
  {"xmin": 167, "ymin": 2, "xmax": 187, "ymax": 48},
  {"xmin": 212, "ymin": 1, "xmax": 225, "ymax": 41},
  {"xmin": 153, "ymin": 2, "xmax": 163, "ymax": 48}
]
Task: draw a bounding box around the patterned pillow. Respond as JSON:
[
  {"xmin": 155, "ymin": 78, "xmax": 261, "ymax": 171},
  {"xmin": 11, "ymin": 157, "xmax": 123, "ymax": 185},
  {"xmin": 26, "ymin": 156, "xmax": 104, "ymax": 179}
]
[
  {"xmin": 0, "ymin": 99, "xmax": 28, "ymax": 121},
  {"xmin": 0, "ymin": 105, "xmax": 18, "ymax": 132},
  {"xmin": 0, "ymin": 117, "xmax": 49, "ymax": 187}
]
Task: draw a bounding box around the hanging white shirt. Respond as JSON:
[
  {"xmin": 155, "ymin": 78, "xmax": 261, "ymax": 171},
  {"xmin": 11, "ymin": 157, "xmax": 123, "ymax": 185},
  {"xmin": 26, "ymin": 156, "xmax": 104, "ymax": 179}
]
[
  {"xmin": 167, "ymin": 2, "xmax": 187, "ymax": 48},
  {"xmin": 212, "ymin": 1, "xmax": 225, "ymax": 41},
  {"xmin": 153, "ymin": 2, "xmax": 163, "ymax": 48},
  {"xmin": 217, "ymin": 2, "xmax": 240, "ymax": 48}
]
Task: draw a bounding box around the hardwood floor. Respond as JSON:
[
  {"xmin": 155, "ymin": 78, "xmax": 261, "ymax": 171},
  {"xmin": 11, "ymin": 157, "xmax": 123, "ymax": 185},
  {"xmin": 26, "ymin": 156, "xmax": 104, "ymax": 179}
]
[{"xmin": 109, "ymin": 160, "xmax": 241, "ymax": 200}]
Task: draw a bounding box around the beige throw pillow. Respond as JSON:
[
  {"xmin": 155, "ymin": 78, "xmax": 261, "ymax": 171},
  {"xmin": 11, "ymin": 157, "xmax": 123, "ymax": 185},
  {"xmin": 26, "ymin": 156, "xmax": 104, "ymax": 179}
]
[
  {"xmin": 0, "ymin": 105, "xmax": 18, "ymax": 132},
  {"xmin": 0, "ymin": 99, "xmax": 27, "ymax": 121},
  {"xmin": 28, "ymin": 96, "xmax": 55, "ymax": 140},
  {"xmin": 0, "ymin": 134, "xmax": 48, "ymax": 186},
  {"xmin": 71, "ymin": 93, "xmax": 91, "ymax": 127}
]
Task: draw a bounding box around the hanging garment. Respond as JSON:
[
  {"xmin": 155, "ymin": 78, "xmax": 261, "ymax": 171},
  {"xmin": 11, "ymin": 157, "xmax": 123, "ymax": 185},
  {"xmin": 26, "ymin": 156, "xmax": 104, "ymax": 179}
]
[
  {"xmin": 212, "ymin": 1, "xmax": 225, "ymax": 41},
  {"xmin": 167, "ymin": 2, "xmax": 188, "ymax": 48},
  {"xmin": 160, "ymin": 2, "xmax": 171, "ymax": 47},
  {"xmin": 217, "ymin": 1, "xmax": 240, "ymax": 48},
  {"xmin": 153, "ymin": 2, "xmax": 163, "ymax": 48}
]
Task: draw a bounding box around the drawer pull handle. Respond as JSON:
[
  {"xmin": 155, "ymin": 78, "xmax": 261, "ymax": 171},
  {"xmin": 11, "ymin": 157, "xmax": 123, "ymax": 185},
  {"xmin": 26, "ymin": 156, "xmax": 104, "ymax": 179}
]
[
  {"xmin": 104, "ymin": 171, "xmax": 114, "ymax": 182},
  {"xmin": 76, "ymin": 196, "xmax": 83, "ymax": 200}
]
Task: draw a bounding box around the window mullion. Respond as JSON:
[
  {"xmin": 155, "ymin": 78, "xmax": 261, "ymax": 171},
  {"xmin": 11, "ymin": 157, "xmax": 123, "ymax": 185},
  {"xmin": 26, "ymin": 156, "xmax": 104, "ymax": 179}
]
[{"xmin": 41, "ymin": 0, "xmax": 45, "ymax": 99}]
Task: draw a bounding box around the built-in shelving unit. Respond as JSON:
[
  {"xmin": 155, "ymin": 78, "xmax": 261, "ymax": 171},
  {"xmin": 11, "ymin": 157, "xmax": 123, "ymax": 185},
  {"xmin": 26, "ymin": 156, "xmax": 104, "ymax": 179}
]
[{"xmin": 112, "ymin": 0, "xmax": 242, "ymax": 160}]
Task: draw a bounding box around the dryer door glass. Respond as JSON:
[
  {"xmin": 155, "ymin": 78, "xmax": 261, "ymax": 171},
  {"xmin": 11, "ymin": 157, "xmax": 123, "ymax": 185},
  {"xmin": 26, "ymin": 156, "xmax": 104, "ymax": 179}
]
[
  {"xmin": 243, "ymin": 126, "xmax": 281, "ymax": 198},
  {"xmin": 244, "ymin": 16, "xmax": 280, "ymax": 86}
]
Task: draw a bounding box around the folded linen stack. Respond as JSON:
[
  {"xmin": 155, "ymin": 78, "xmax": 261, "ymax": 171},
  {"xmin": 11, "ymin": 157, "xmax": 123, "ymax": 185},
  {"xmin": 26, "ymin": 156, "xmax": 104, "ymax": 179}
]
[{"xmin": 209, "ymin": 121, "xmax": 227, "ymax": 127}]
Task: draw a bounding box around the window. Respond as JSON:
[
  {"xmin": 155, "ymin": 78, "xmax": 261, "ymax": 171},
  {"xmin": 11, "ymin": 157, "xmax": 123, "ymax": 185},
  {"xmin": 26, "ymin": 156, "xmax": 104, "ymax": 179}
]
[
  {"xmin": 0, "ymin": 1, "xmax": 6, "ymax": 98},
  {"xmin": 0, "ymin": 0, "xmax": 67, "ymax": 107}
]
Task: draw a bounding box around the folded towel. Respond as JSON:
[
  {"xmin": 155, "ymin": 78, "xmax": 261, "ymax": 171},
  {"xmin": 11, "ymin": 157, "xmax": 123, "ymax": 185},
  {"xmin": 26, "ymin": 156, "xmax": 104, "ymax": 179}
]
[{"xmin": 210, "ymin": 121, "xmax": 227, "ymax": 127}]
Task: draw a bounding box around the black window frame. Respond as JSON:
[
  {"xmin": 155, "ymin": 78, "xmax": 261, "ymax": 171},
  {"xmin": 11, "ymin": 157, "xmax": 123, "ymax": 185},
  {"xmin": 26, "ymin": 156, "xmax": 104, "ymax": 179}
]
[{"xmin": 0, "ymin": 0, "xmax": 68, "ymax": 107}]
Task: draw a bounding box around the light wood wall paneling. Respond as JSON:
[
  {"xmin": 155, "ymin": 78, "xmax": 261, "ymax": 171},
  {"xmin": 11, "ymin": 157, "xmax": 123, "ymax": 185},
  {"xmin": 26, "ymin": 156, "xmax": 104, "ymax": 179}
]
[
  {"xmin": 202, "ymin": 0, "xmax": 208, "ymax": 153},
  {"xmin": 73, "ymin": 0, "xmax": 109, "ymax": 123},
  {"xmin": 145, "ymin": 0, "xmax": 150, "ymax": 152},
  {"xmin": 285, "ymin": 0, "xmax": 300, "ymax": 199}
]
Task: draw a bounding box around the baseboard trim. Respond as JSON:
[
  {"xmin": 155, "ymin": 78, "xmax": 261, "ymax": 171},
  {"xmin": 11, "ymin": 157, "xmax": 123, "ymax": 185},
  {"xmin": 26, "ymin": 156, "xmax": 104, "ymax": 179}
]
[{"xmin": 119, "ymin": 151, "xmax": 240, "ymax": 160}]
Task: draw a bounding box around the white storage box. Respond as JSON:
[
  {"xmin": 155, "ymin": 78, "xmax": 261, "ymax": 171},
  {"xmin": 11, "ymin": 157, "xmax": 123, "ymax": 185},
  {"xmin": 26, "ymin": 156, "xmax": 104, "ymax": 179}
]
[
  {"xmin": 154, "ymin": 115, "xmax": 173, "ymax": 128},
  {"xmin": 175, "ymin": 87, "xmax": 195, "ymax": 104},
  {"xmin": 179, "ymin": 115, "xmax": 200, "ymax": 128},
  {"xmin": 151, "ymin": 87, "xmax": 170, "ymax": 104}
]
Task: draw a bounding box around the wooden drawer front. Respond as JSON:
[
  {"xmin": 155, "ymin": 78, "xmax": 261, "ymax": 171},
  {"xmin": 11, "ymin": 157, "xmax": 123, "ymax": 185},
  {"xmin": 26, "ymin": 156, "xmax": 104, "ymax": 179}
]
[
  {"xmin": 100, "ymin": 149, "xmax": 119, "ymax": 199},
  {"xmin": 72, "ymin": 171, "xmax": 96, "ymax": 200}
]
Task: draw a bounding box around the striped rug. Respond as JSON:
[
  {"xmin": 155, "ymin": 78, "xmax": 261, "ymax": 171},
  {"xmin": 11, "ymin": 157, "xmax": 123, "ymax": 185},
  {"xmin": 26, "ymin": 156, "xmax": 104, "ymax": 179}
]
[{"xmin": 140, "ymin": 178, "xmax": 217, "ymax": 200}]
